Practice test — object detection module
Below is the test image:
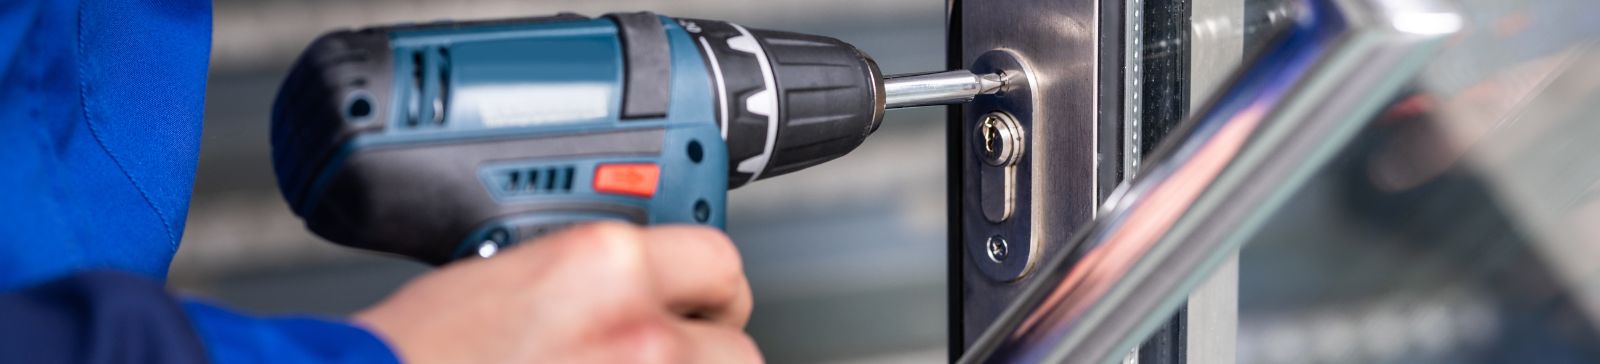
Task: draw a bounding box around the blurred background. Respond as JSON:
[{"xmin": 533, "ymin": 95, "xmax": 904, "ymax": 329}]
[
  {"xmin": 172, "ymin": 1, "xmax": 948, "ymax": 363},
  {"xmin": 1217, "ymin": 0, "xmax": 1600, "ymax": 363}
]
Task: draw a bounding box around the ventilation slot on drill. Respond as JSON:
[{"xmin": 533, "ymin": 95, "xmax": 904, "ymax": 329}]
[
  {"xmin": 402, "ymin": 46, "xmax": 454, "ymax": 129},
  {"xmin": 405, "ymin": 50, "xmax": 423, "ymax": 127},
  {"xmin": 497, "ymin": 165, "xmax": 577, "ymax": 196},
  {"xmin": 433, "ymin": 47, "xmax": 451, "ymax": 126}
]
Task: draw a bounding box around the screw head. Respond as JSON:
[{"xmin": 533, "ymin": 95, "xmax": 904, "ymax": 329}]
[{"xmin": 985, "ymin": 236, "xmax": 1009, "ymax": 263}]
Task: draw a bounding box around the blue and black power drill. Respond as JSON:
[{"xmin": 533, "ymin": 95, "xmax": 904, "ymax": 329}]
[{"xmin": 271, "ymin": 12, "xmax": 1002, "ymax": 264}]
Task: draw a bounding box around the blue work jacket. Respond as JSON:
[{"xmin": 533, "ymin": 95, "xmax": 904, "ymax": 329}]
[{"xmin": 0, "ymin": 1, "xmax": 397, "ymax": 362}]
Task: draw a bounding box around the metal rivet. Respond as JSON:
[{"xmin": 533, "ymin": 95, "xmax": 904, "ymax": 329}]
[{"xmin": 986, "ymin": 236, "xmax": 1009, "ymax": 263}]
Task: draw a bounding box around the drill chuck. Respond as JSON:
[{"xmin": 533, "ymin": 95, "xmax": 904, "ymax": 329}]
[{"xmin": 677, "ymin": 19, "xmax": 886, "ymax": 188}]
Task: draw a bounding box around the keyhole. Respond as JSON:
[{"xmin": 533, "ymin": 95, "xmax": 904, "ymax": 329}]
[
  {"xmin": 976, "ymin": 111, "xmax": 1023, "ymax": 167},
  {"xmin": 982, "ymin": 117, "xmax": 1000, "ymax": 156}
]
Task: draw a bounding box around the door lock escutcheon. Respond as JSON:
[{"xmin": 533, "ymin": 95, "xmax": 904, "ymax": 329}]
[
  {"xmin": 955, "ymin": 0, "xmax": 1114, "ymax": 348},
  {"xmin": 963, "ymin": 49, "xmax": 1039, "ymax": 284}
]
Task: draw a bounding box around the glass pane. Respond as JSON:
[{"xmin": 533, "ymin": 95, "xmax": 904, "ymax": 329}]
[
  {"xmin": 1135, "ymin": 0, "xmax": 1300, "ymax": 159},
  {"xmin": 1235, "ymin": 1, "xmax": 1600, "ymax": 363}
]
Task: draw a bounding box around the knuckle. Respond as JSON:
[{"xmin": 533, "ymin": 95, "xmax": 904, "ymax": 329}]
[
  {"xmin": 623, "ymin": 320, "xmax": 685, "ymax": 364},
  {"xmin": 711, "ymin": 243, "xmax": 747, "ymax": 289},
  {"xmin": 714, "ymin": 272, "xmax": 748, "ymax": 304},
  {"xmin": 674, "ymin": 226, "xmax": 742, "ymax": 273},
  {"xmin": 564, "ymin": 222, "xmax": 645, "ymax": 264},
  {"xmin": 703, "ymin": 231, "xmax": 741, "ymax": 266},
  {"xmin": 734, "ymin": 280, "xmax": 755, "ymax": 312},
  {"xmin": 717, "ymin": 242, "xmax": 745, "ymax": 275},
  {"xmin": 520, "ymin": 222, "xmax": 649, "ymax": 287},
  {"xmin": 728, "ymin": 331, "xmax": 764, "ymax": 364},
  {"xmin": 563, "ymin": 221, "xmax": 638, "ymax": 245}
]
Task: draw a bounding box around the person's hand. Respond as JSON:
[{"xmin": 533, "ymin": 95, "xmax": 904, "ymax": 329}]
[{"xmin": 353, "ymin": 222, "xmax": 759, "ymax": 363}]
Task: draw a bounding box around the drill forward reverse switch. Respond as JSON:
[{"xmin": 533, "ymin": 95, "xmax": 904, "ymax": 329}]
[{"xmin": 271, "ymin": 12, "xmax": 1001, "ymax": 264}]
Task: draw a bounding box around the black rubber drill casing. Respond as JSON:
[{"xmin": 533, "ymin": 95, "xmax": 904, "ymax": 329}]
[
  {"xmin": 756, "ymin": 29, "xmax": 886, "ymax": 182},
  {"xmin": 683, "ymin": 19, "xmax": 886, "ymax": 188}
]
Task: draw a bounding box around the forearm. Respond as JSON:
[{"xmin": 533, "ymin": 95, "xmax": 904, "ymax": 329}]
[{"xmin": 0, "ymin": 270, "xmax": 398, "ymax": 364}]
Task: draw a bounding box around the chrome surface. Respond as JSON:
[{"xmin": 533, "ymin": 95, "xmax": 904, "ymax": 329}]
[
  {"xmin": 883, "ymin": 70, "xmax": 1004, "ymax": 109},
  {"xmin": 960, "ymin": 0, "xmax": 1462, "ymax": 362}
]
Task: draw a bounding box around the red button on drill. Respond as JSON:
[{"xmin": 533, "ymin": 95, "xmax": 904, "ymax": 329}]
[{"xmin": 593, "ymin": 163, "xmax": 660, "ymax": 198}]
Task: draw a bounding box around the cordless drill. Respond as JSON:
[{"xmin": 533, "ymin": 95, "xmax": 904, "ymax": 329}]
[{"xmin": 272, "ymin": 12, "xmax": 999, "ymax": 264}]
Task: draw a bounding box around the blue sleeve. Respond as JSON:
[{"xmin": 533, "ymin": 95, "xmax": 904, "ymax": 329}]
[
  {"xmin": 180, "ymin": 302, "xmax": 400, "ymax": 364},
  {"xmin": 0, "ymin": 1, "xmax": 404, "ymax": 362},
  {"xmin": 0, "ymin": 270, "xmax": 207, "ymax": 363},
  {"xmin": 0, "ymin": 0, "xmax": 209, "ymax": 288},
  {"xmin": 0, "ymin": 270, "xmax": 400, "ymax": 364}
]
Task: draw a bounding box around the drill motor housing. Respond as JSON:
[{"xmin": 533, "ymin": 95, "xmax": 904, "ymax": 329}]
[{"xmin": 272, "ymin": 13, "xmax": 884, "ymax": 264}]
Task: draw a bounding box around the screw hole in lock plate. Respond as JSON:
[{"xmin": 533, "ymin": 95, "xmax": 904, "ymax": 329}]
[{"xmin": 964, "ymin": 49, "xmax": 1039, "ymax": 283}]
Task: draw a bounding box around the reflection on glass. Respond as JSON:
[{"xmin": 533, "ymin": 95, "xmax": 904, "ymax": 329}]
[{"xmin": 1232, "ymin": 0, "xmax": 1600, "ymax": 363}]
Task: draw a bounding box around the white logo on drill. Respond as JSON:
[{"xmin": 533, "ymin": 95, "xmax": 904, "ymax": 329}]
[
  {"xmin": 725, "ymin": 28, "xmax": 778, "ymax": 180},
  {"xmin": 472, "ymin": 84, "xmax": 612, "ymax": 127},
  {"xmin": 679, "ymin": 20, "xmax": 702, "ymax": 34}
]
